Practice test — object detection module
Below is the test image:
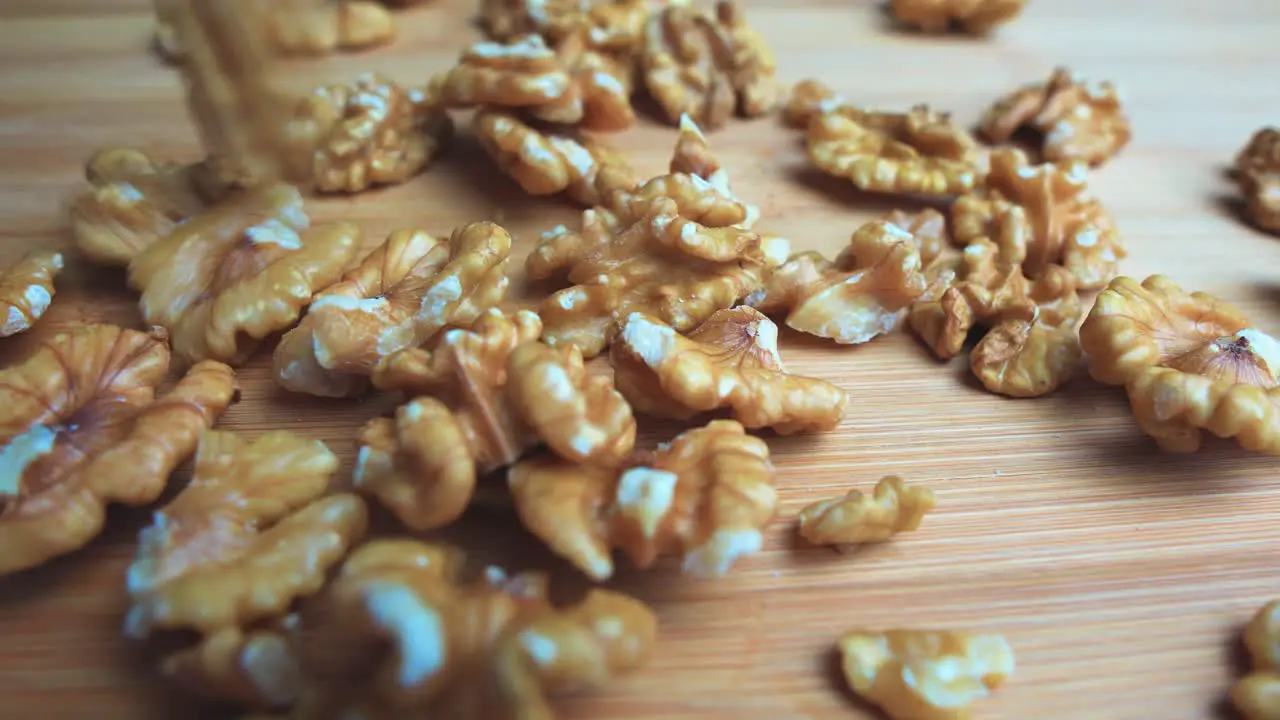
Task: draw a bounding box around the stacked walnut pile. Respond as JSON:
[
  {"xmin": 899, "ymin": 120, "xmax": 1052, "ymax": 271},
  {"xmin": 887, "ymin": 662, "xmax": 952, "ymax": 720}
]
[{"xmin": 3, "ymin": 1, "xmax": 1280, "ymax": 720}]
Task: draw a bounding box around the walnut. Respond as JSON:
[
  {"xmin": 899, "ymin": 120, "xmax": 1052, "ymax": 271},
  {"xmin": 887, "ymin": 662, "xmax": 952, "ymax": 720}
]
[
  {"xmin": 1082, "ymin": 276, "xmax": 1280, "ymax": 453},
  {"xmin": 806, "ymin": 105, "xmax": 981, "ymax": 197},
  {"xmin": 358, "ymin": 309, "xmax": 635, "ymax": 529},
  {"xmin": 273, "ymin": 224, "xmax": 511, "ymax": 398},
  {"xmin": 479, "ymin": 0, "xmax": 648, "ymax": 51},
  {"xmin": 1233, "ymin": 601, "xmax": 1280, "ymax": 720},
  {"xmin": 889, "ymin": 0, "xmax": 1026, "ymax": 34},
  {"xmin": 281, "ymin": 73, "xmax": 453, "ymax": 194},
  {"xmin": 951, "ymin": 148, "xmax": 1124, "ymax": 290},
  {"xmin": 509, "ymin": 419, "xmax": 777, "ymax": 580},
  {"xmin": 0, "ymin": 251, "xmax": 62, "ymax": 337},
  {"xmin": 161, "ymin": 624, "xmax": 302, "ymax": 710},
  {"xmin": 127, "ymin": 184, "xmax": 360, "ymax": 366},
  {"xmin": 124, "ymin": 430, "xmax": 368, "ymax": 638},
  {"xmin": 797, "ymin": 476, "xmax": 936, "ymax": 546},
  {"xmin": 433, "ymin": 34, "xmax": 572, "ymax": 109},
  {"xmin": 836, "ymin": 208, "xmax": 948, "ymax": 269},
  {"xmin": 289, "ymin": 538, "xmax": 656, "ymax": 718},
  {"xmin": 1235, "ymin": 128, "xmax": 1280, "ymax": 234},
  {"xmin": 473, "ymin": 109, "xmax": 638, "ymax": 206},
  {"xmin": 979, "ymin": 67, "xmax": 1131, "ymax": 167},
  {"xmin": 268, "ymin": 1, "xmax": 394, "ymax": 56},
  {"xmin": 0, "ymin": 326, "xmax": 237, "ymax": 575},
  {"xmin": 610, "ymin": 308, "xmax": 848, "ymax": 434},
  {"xmin": 746, "ymin": 221, "xmax": 929, "ymax": 345},
  {"xmin": 783, "ymin": 78, "xmax": 847, "ymax": 129},
  {"xmin": 970, "ymin": 317, "xmax": 1083, "ymax": 398},
  {"xmin": 641, "ymin": 1, "xmax": 780, "ymax": 130},
  {"xmin": 838, "ymin": 628, "xmax": 1015, "ymax": 720},
  {"xmin": 70, "ymin": 148, "xmax": 217, "ymax": 267}
]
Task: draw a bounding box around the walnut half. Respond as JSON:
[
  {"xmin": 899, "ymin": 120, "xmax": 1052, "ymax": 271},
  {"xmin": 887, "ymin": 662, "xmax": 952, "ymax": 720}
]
[
  {"xmin": 611, "ymin": 308, "xmax": 848, "ymax": 434},
  {"xmin": 1234, "ymin": 128, "xmax": 1280, "ymax": 234},
  {"xmin": 509, "ymin": 419, "xmax": 777, "ymax": 581},
  {"xmin": 839, "ymin": 628, "xmax": 1015, "ymax": 720},
  {"xmin": 798, "ymin": 476, "xmax": 936, "ymax": 546},
  {"xmin": 890, "ymin": 0, "xmax": 1026, "ymax": 34}
]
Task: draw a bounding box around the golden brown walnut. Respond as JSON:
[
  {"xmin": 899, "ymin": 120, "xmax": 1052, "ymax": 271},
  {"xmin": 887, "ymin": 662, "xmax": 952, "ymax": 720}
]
[
  {"xmin": 610, "ymin": 308, "xmax": 848, "ymax": 434},
  {"xmin": 1080, "ymin": 275, "xmax": 1280, "ymax": 453},
  {"xmin": 282, "ymin": 73, "xmax": 453, "ymax": 194},
  {"xmin": 782, "ymin": 78, "xmax": 849, "ymax": 129},
  {"xmin": 797, "ymin": 476, "xmax": 936, "ymax": 546},
  {"xmin": 839, "ymin": 628, "xmax": 1016, "ymax": 720},
  {"xmin": 1233, "ymin": 601, "xmax": 1280, "ymax": 720},
  {"xmin": 746, "ymin": 221, "xmax": 929, "ymax": 344},
  {"xmin": 890, "ymin": 0, "xmax": 1026, "ymax": 34},
  {"xmin": 473, "ymin": 109, "xmax": 638, "ymax": 206},
  {"xmin": 358, "ymin": 309, "xmax": 636, "ymax": 530},
  {"xmin": 509, "ymin": 419, "xmax": 777, "ymax": 580},
  {"xmin": 268, "ymin": 1, "xmax": 394, "ymax": 56},
  {"xmin": 837, "ymin": 208, "xmax": 948, "ymax": 269},
  {"xmin": 288, "ymin": 538, "xmax": 656, "ymax": 719},
  {"xmin": 0, "ymin": 326, "xmax": 237, "ymax": 576},
  {"xmin": 970, "ymin": 317, "xmax": 1083, "ymax": 398},
  {"xmin": 1235, "ymin": 128, "xmax": 1280, "ymax": 234},
  {"xmin": 125, "ymin": 430, "xmax": 367, "ymax": 638},
  {"xmin": 951, "ymin": 148, "xmax": 1124, "ymax": 290},
  {"xmin": 979, "ymin": 67, "xmax": 1131, "ymax": 167},
  {"xmin": 479, "ymin": 0, "xmax": 647, "ymax": 51},
  {"xmin": 70, "ymin": 148, "xmax": 220, "ymax": 267},
  {"xmin": 433, "ymin": 34, "xmax": 572, "ymax": 108},
  {"xmin": 162, "ymin": 624, "xmax": 302, "ymax": 710},
  {"xmin": 273, "ymin": 224, "xmax": 511, "ymax": 398},
  {"xmin": 127, "ymin": 184, "xmax": 360, "ymax": 366},
  {"xmin": 641, "ymin": 1, "xmax": 780, "ymax": 130},
  {"xmin": 0, "ymin": 251, "xmax": 63, "ymax": 337},
  {"xmin": 806, "ymin": 105, "xmax": 981, "ymax": 197}
]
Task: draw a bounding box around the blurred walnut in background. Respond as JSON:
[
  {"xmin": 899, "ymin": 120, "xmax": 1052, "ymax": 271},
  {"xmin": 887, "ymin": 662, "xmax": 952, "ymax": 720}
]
[
  {"xmin": 1234, "ymin": 127, "xmax": 1280, "ymax": 234},
  {"xmin": 890, "ymin": 0, "xmax": 1026, "ymax": 34}
]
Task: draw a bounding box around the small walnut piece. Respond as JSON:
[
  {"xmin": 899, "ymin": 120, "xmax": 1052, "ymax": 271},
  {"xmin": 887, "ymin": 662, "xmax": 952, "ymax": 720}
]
[
  {"xmin": 127, "ymin": 184, "xmax": 360, "ymax": 366},
  {"xmin": 951, "ymin": 148, "xmax": 1124, "ymax": 290},
  {"xmin": 1235, "ymin": 128, "xmax": 1280, "ymax": 234},
  {"xmin": 274, "ymin": 223, "xmax": 511, "ymax": 398},
  {"xmin": 289, "ymin": 538, "xmax": 657, "ymax": 717},
  {"xmin": 0, "ymin": 327, "xmax": 238, "ymax": 575},
  {"xmin": 806, "ymin": 106, "xmax": 980, "ymax": 197},
  {"xmin": 162, "ymin": 624, "xmax": 302, "ymax": 710},
  {"xmin": 434, "ymin": 34, "xmax": 572, "ymax": 109},
  {"xmin": 890, "ymin": 0, "xmax": 1026, "ymax": 34},
  {"xmin": 359, "ymin": 309, "xmax": 636, "ymax": 530},
  {"xmin": 479, "ymin": 0, "xmax": 648, "ymax": 50},
  {"xmin": 783, "ymin": 79, "xmax": 847, "ymax": 129},
  {"xmin": 473, "ymin": 109, "xmax": 638, "ymax": 206},
  {"xmin": 70, "ymin": 148, "xmax": 216, "ymax": 267},
  {"xmin": 282, "ymin": 73, "xmax": 453, "ymax": 194},
  {"xmin": 839, "ymin": 628, "xmax": 1015, "ymax": 720},
  {"xmin": 641, "ymin": 1, "xmax": 780, "ymax": 130},
  {"xmin": 747, "ymin": 221, "xmax": 929, "ymax": 345},
  {"xmin": 798, "ymin": 476, "xmax": 936, "ymax": 546},
  {"xmin": 979, "ymin": 67, "xmax": 1132, "ymax": 167},
  {"xmin": 125, "ymin": 430, "xmax": 366, "ymax": 638},
  {"xmin": 1233, "ymin": 601, "xmax": 1280, "ymax": 720},
  {"xmin": 268, "ymin": 1, "xmax": 394, "ymax": 56},
  {"xmin": 1081, "ymin": 275, "xmax": 1280, "ymax": 453},
  {"xmin": 611, "ymin": 308, "xmax": 848, "ymax": 434},
  {"xmin": 0, "ymin": 252, "xmax": 63, "ymax": 337},
  {"xmin": 970, "ymin": 316, "xmax": 1082, "ymax": 398},
  {"xmin": 510, "ymin": 419, "xmax": 777, "ymax": 580}
]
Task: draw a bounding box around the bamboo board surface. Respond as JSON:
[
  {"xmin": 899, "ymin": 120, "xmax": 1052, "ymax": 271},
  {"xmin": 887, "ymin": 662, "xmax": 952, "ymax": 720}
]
[{"xmin": 2, "ymin": 1, "xmax": 1279, "ymax": 718}]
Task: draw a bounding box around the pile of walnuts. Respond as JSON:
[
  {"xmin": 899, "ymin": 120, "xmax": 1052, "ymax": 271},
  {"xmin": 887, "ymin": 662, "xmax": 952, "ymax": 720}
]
[{"xmin": 2, "ymin": 1, "xmax": 1277, "ymax": 719}]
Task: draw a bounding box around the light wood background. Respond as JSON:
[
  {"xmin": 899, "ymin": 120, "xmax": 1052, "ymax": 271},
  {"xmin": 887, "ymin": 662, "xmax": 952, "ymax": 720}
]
[{"xmin": 2, "ymin": 1, "xmax": 1279, "ymax": 718}]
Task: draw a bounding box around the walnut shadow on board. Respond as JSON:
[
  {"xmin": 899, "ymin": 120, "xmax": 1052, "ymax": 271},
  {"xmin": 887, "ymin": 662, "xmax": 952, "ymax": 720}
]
[{"xmin": 784, "ymin": 164, "xmax": 947, "ymax": 216}]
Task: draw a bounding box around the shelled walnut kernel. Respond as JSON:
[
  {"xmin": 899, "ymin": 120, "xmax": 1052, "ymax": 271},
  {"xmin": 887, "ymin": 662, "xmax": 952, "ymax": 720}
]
[
  {"xmin": 1234, "ymin": 128, "xmax": 1280, "ymax": 234},
  {"xmin": 0, "ymin": 326, "xmax": 237, "ymax": 576},
  {"xmin": 127, "ymin": 184, "xmax": 360, "ymax": 366},
  {"xmin": 979, "ymin": 67, "xmax": 1131, "ymax": 166},
  {"xmin": 889, "ymin": 0, "xmax": 1026, "ymax": 34},
  {"xmin": 798, "ymin": 476, "xmax": 936, "ymax": 546},
  {"xmin": 289, "ymin": 538, "xmax": 657, "ymax": 717},
  {"xmin": 273, "ymin": 223, "xmax": 511, "ymax": 398},
  {"xmin": 1234, "ymin": 600, "xmax": 1280, "ymax": 720},
  {"xmin": 611, "ymin": 308, "xmax": 848, "ymax": 434},
  {"xmin": 839, "ymin": 628, "xmax": 1015, "ymax": 720},
  {"xmin": 0, "ymin": 251, "xmax": 62, "ymax": 337},
  {"xmin": 1080, "ymin": 275, "xmax": 1280, "ymax": 453}
]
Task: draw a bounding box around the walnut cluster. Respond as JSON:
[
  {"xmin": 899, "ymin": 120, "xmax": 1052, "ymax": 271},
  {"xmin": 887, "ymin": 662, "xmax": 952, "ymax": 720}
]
[
  {"xmin": 1234, "ymin": 127, "xmax": 1280, "ymax": 234},
  {"xmin": 1081, "ymin": 275, "xmax": 1280, "ymax": 454}
]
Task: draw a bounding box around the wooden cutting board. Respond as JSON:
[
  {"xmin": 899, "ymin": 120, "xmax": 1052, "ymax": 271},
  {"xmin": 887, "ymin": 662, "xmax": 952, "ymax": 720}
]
[{"xmin": 2, "ymin": 1, "xmax": 1279, "ymax": 718}]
